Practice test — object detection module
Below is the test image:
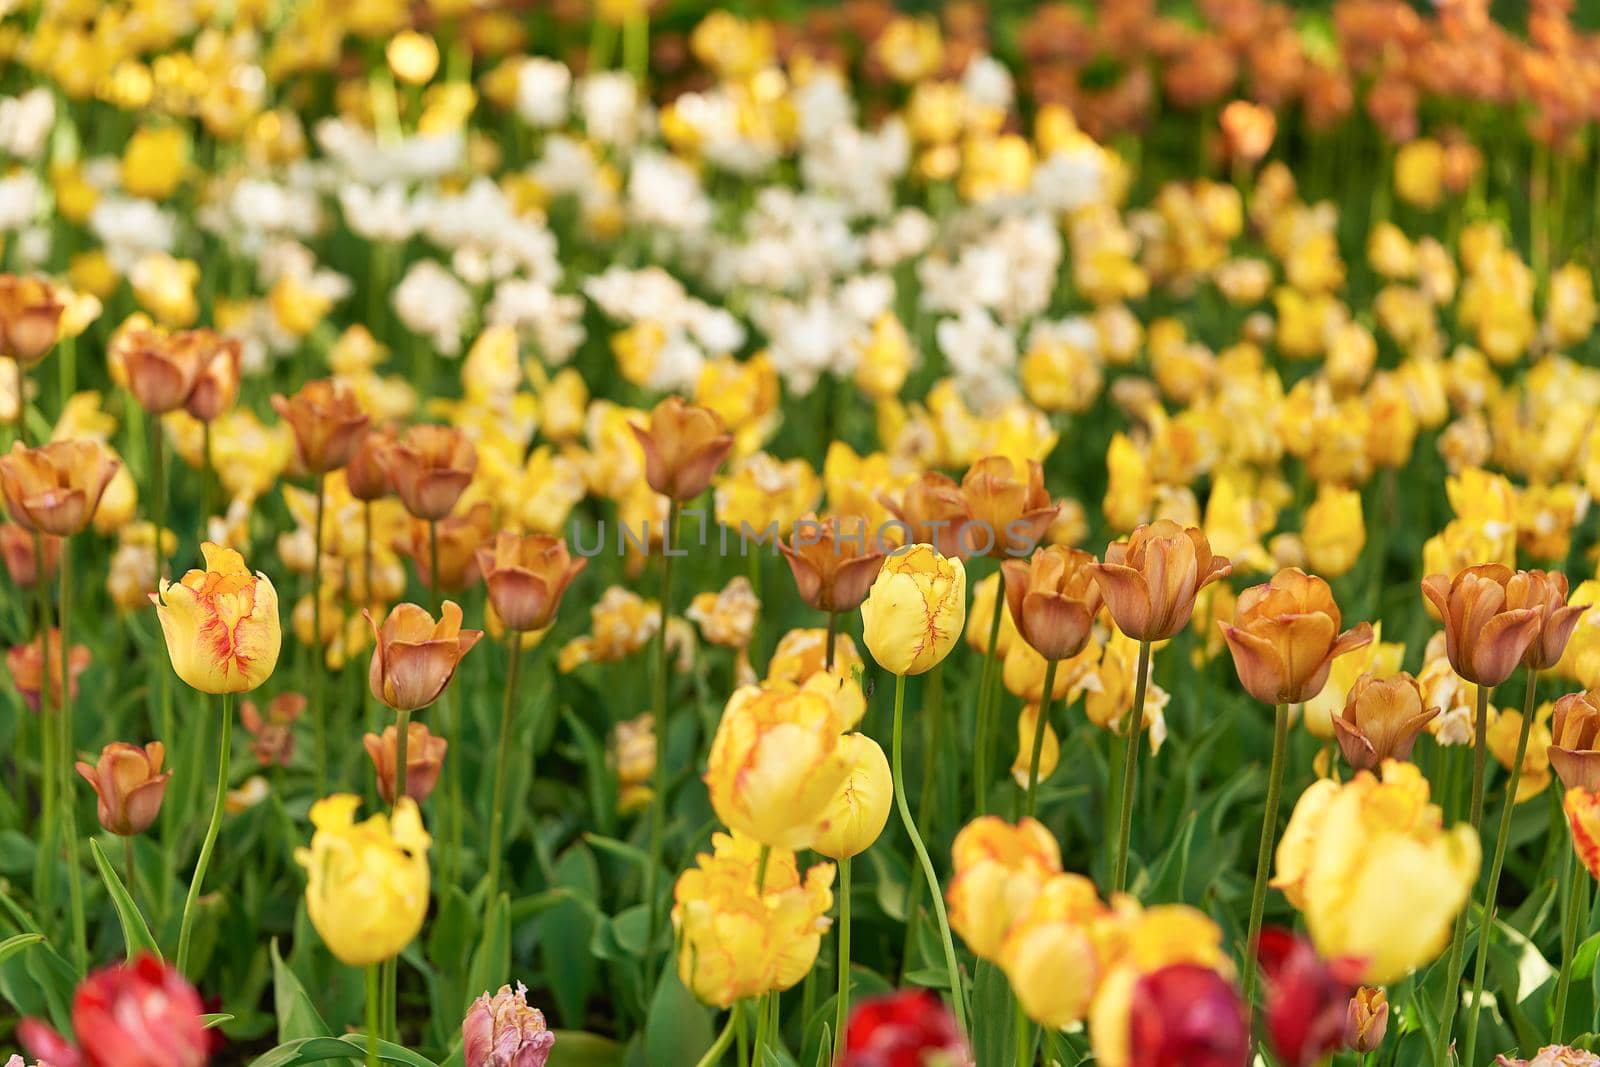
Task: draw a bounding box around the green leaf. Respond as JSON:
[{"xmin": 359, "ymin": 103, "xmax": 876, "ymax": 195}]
[
  {"xmin": 89, "ymin": 838, "xmax": 161, "ymax": 960},
  {"xmin": 247, "ymin": 1036, "xmax": 437, "ymax": 1066},
  {"xmin": 969, "ymin": 960, "xmax": 1014, "ymax": 1067},
  {"xmin": 201, "ymin": 1012, "xmax": 235, "ymax": 1030},
  {"xmin": 0, "ymin": 932, "xmax": 45, "ymax": 966},
  {"xmin": 547, "ymin": 1031, "xmax": 626, "ymax": 1067},
  {"xmin": 463, "ymin": 891, "xmax": 511, "ymax": 1012},
  {"xmin": 271, "ymin": 938, "xmax": 332, "ymax": 1042},
  {"xmin": 643, "ymin": 969, "xmax": 713, "ymax": 1066},
  {"xmin": 540, "ymin": 843, "xmax": 600, "ymax": 1028}
]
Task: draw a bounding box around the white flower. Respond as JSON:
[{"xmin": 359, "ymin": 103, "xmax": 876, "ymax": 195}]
[
  {"xmin": 486, "ymin": 277, "xmax": 587, "ymax": 365},
  {"xmin": 792, "ymin": 72, "xmax": 854, "ymax": 145},
  {"xmin": 89, "ymin": 196, "xmax": 176, "ymax": 270},
  {"xmin": 865, "ymin": 208, "xmax": 935, "ymax": 268},
  {"xmin": 578, "ymin": 72, "xmax": 646, "ymax": 149},
  {"xmin": 1032, "ymin": 143, "xmax": 1114, "ymax": 214},
  {"xmin": 339, "ymin": 182, "xmax": 417, "ymax": 243},
  {"xmin": 530, "ymin": 134, "xmax": 599, "ymax": 197},
  {"xmin": 0, "ymin": 89, "xmax": 54, "ymax": 160},
  {"xmin": 627, "ymin": 150, "xmax": 712, "ymax": 233},
  {"xmin": 515, "ymin": 57, "xmax": 572, "ymax": 128},
  {"xmin": 936, "ymin": 306, "xmax": 1018, "ymax": 410},
  {"xmin": 961, "ymin": 55, "xmax": 1014, "ymax": 113},
  {"xmin": 0, "ymin": 171, "xmax": 40, "ymax": 231},
  {"xmin": 393, "ymin": 260, "xmax": 473, "ymax": 356},
  {"xmin": 314, "ymin": 118, "xmax": 464, "ymax": 184}
]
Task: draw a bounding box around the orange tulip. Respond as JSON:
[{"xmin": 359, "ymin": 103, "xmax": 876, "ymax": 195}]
[
  {"xmin": 345, "ymin": 425, "xmax": 394, "ymax": 501},
  {"xmin": 382, "ymin": 424, "xmax": 477, "ymax": 520},
  {"xmin": 961, "ymin": 456, "xmax": 1059, "ymax": 559},
  {"xmin": 1332, "ymin": 672, "xmax": 1439, "ymax": 771},
  {"xmin": 1504, "ymin": 569, "xmax": 1587, "ymax": 670},
  {"xmin": 0, "ymin": 440, "xmax": 120, "ymax": 536},
  {"xmin": 1221, "ymin": 568, "xmax": 1373, "ymax": 705},
  {"xmin": 1550, "ymin": 691, "xmax": 1600, "ymax": 791},
  {"xmin": 240, "ymin": 692, "xmax": 306, "ymax": 767},
  {"xmin": 629, "ymin": 396, "xmax": 733, "ymax": 502},
  {"xmin": 365, "ymin": 721, "xmax": 448, "ymax": 803},
  {"xmin": 271, "ymin": 379, "xmax": 371, "ymax": 474},
  {"xmin": 365, "ymin": 600, "xmax": 483, "ymax": 711},
  {"xmin": 0, "ymin": 274, "xmax": 63, "ymax": 365},
  {"xmin": 1091, "ymin": 520, "xmax": 1233, "ymax": 642},
  {"xmin": 1001, "ymin": 546, "xmax": 1102, "ymax": 662},
  {"xmin": 0, "ymin": 521, "xmax": 59, "ymax": 586},
  {"xmin": 5, "ymin": 627, "xmax": 89, "ymax": 711},
  {"xmin": 401, "ymin": 501, "xmax": 495, "ymax": 591},
  {"xmin": 118, "ymin": 328, "xmax": 202, "ymax": 414},
  {"xmin": 1420, "ymin": 565, "xmax": 1542, "ymax": 687},
  {"xmin": 779, "ymin": 513, "xmax": 886, "ymax": 615},
  {"xmin": 880, "ymin": 471, "xmax": 974, "ymax": 559},
  {"xmin": 181, "ymin": 330, "xmax": 242, "ymax": 422},
  {"xmin": 475, "ymin": 530, "xmax": 588, "ymax": 633},
  {"xmin": 75, "ymin": 741, "xmax": 170, "ymax": 835}
]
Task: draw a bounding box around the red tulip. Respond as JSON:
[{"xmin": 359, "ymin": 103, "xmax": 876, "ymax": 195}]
[
  {"xmin": 1128, "ymin": 964, "xmax": 1249, "ymax": 1067},
  {"xmin": 1257, "ymin": 928, "xmax": 1365, "ymax": 1067},
  {"xmin": 840, "ymin": 989, "xmax": 971, "ymax": 1067},
  {"xmin": 19, "ymin": 954, "xmax": 209, "ymax": 1067}
]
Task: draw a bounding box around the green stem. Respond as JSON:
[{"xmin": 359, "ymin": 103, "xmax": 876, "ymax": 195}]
[
  {"xmin": 392, "ymin": 707, "xmax": 412, "ymax": 809},
  {"xmin": 1463, "ymin": 670, "xmax": 1539, "ymax": 1067},
  {"xmin": 58, "ymin": 541, "xmax": 86, "ymax": 971},
  {"xmin": 177, "ymin": 691, "xmax": 232, "ymax": 977},
  {"xmin": 1555, "ymin": 849, "xmax": 1588, "ymax": 1041},
  {"xmin": 32, "ymin": 534, "xmax": 56, "ymax": 910},
  {"xmin": 485, "ymin": 636, "xmax": 523, "ymax": 903},
  {"xmin": 1013, "ymin": 998, "xmax": 1031, "ymax": 1067},
  {"xmin": 1110, "ymin": 640, "xmax": 1152, "ymax": 894},
  {"xmin": 834, "ymin": 856, "xmax": 852, "ymax": 1055},
  {"xmin": 1022, "ymin": 660, "xmax": 1059, "ymax": 818},
  {"xmin": 200, "ymin": 419, "xmax": 213, "ymax": 523},
  {"xmin": 14, "ymin": 357, "xmax": 25, "ymax": 445},
  {"xmin": 693, "ymin": 1010, "xmax": 738, "ymax": 1067},
  {"xmin": 1240, "ymin": 702, "xmax": 1290, "ymax": 1016},
  {"xmin": 892, "ymin": 672, "xmax": 968, "ymax": 1033},
  {"xmin": 645, "ymin": 500, "xmax": 680, "ymax": 990},
  {"xmin": 750, "ymin": 993, "xmax": 770, "ymax": 1067},
  {"xmin": 312, "ymin": 473, "xmax": 327, "ymax": 795},
  {"xmin": 124, "ymin": 834, "xmax": 138, "ymax": 913},
  {"xmin": 824, "ymin": 610, "xmax": 838, "ymax": 672},
  {"xmin": 1470, "ymin": 683, "xmax": 1491, "ymax": 831},
  {"xmin": 1434, "ymin": 682, "xmax": 1492, "ymax": 1065},
  {"xmin": 974, "ymin": 570, "xmax": 1006, "ymax": 814},
  {"xmin": 152, "ymin": 414, "xmax": 175, "ymax": 913},
  {"xmin": 365, "ymin": 964, "xmax": 380, "ymax": 1067}
]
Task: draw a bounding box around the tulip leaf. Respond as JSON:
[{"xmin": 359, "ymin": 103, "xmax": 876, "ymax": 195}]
[
  {"xmin": 969, "ymin": 959, "xmax": 1015, "ymax": 1067},
  {"xmin": 546, "ymin": 1031, "xmax": 626, "ymax": 1067},
  {"xmin": 0, "ymin": 932, "xmax": 44, "ymax": 967},
  {"xmin": 643, "ymin": 968, "xmax": 713, "ymax": 1066},
  {"xmin": 200, "ymin": 1012, "xmax": 235, "ymax": 1029},
  {"xmin": 246, "ymin": 1036, "xmax": 437, "ymax": 1066},
  {"xmin": 463, "ymin": 890, "xmax": 510, "ymax": 1013},
  {"xmin": 271, "ymin": 938, "xmax": 332, "ymax": 1042},
  {"xmin": 89, "ymin": 838, "xmax": 161, "ymax": 960},
  {"xmin": 539, "ymin": 842, "xmax": 600, "ymax": 1028}
]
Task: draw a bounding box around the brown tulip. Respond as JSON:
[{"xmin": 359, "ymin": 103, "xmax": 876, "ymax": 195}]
[
  {"xmin": 1504, "ymin": 569, "xmax": 1587, "ymax": 670},
  {"xmin": 475, "ymin": 530, "xmax": 588, "ymax": 632},
  {"xmin": 1000, "ymin": 545, "xmax": 1102, "ymax": 661},
  {"xmin": 1090, "ymin": 519, "xmax": 1233, "ymax": 642},
  {"xmin": 1222, "ymin": 568, "xmax": 1373, "ymax": 705},
  {"xmin": 74, "ymin": 742, "xmax": 170, "ymax": 836},
  {"xmin": 240, "ymin": 692, "xmax": 306, "ymax": 767},
  {"xmin": 879, "ymin": 471, "xmax": 974, "ymax": 560},
  {"xmin": 119, "ymin": 329, "xmax": 203, "ymax": 414},
  {"xmin": 629, "ymin": 395, "xmax": 733, "ymax": 502},
  {"xmin": 960, "ymin": 456, "xmax": 1059, "ymax": 559},
  {"xmin": 346, "ymin": 426, "xmax": 394, "ymax": 501},
  {"xmin": 1420, "ymin": 565, "xmax": 1542, "ymax": 687},
  {"xmin": 365, "ymin": 600, "xmax": 483, "ymax": 711},
  {"xmin": 6, "ymin": 627, "xmax": 89, "ymax": 711},
  {"xmin": 181, "ymin": 331, "xmax": 242, "ymax": 422},
  {"xmin": 401, "ymin": 500, "xmax": 495, "ymax": 592},
  {"xmin": 779, "ymin": 513, "xmax": 886, "ymax": 615},
  {"xmin": 0, "ymin": 274, "xmax": 63, "ymax": 366},
  {"xmin": 271, "ymin": 378, "xmax": 370, "ymax": 474},
  {"xmin": 364, "ymin": 721, "xmax": 448, "ymax": 804},
  {"xmin": 1331, "ymin": 672, "xmax": 1439, "ymax": 771},
  {"xmin": 1549, "ymin": 691, "xmax": 1600, "ymax": 790},
  {"xmin": 0, "ymin": 520, "xmax": 60, "ymax": 586},
  {"xmin": 382, "ymin": 424, "xmax": 477, "ymax": 520},
  {"xmin": 0, "ymin": 440, "xmax": 121, "ymax": 536}
]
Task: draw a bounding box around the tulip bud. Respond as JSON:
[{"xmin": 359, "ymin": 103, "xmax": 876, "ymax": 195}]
[
  {"xmin": 271, "ymin": 379, "xmax": 370, "ymax": 474},
  {"xmin": 1001, "ymin": 545, "xmax": 1102, "ymax": 662},
  {"xmin": 961, "ymin": 456, "xmax": 1059, "ymax": 559},
  {"xmin": 1219, "ymin": 99, "xmax": 1276, "ymax": 165},
  {"xmin": 811, "ymin": 733, "xmax": 893, "ymax": 860},
  {"xmin": 779, "ymin": 513, "xmax": 886, "ymax": 615},
  {"xmin": 1344, "ymin": 987, "xmax": 1389, "ymax": 1054},
  {"xmin": 1222, "ymin": 568, "xmax": 1374, "ymax": 705},
  {"xmin": 1332, "ymin": 672, "xmax": 1438, "ymax": 771},
  {"xmin": 1126, "ymin": 964, "xmax": 1249, "ymax": 1067},
  {"xmin": 345, "ymin": 425, "xmax": 394, "ymax": 501},
  {"xmin": 181, "ymin": 330, "xmax": 241, "ymax": 422},
  {"xmin": 75, "ymin": 742, "xmax": 171, "ymax": 836},
  {"xmin": 839, "ymin": 990, "xmax": 969, "ymax": 1067},
  {"xmin": 1091, "ymin": 520, "xmax": 1232, "ymax": 642},
  {"xmin": 364, "ymin": 721, "xmax": 448, "ymax": 804},
  {"xmin": 1506, "ymin": 569, "xmax": 1587, "ymax": 670},
  {"xmin": 1257, "ymin": 928, "xmax": 1364, "ymax": 1067},
  {"xmin": 880, "ymin": 471, "xmax": 974, "ymax": 560},
  {"xmin": 0, "ymin": 440, "xmax": 121, "ymax": 536},
  {"xmin": 119, "ymin": 329, "xmax": 202, "ymax": 414},
  {"xmin": 629, "ymin": 396, "xmax": 733, "ymax": 502},
  {"xmin": 462, "ymin": 982, "xmax": 556, "ymax": 1067},
  {"xmin": 152, "ymin": 542, "xmax": 282, "ymax": 694},
  {"xmin": 382, "ymin": 424, "xmax": 477, "ymax": 520},
  {"xmin": 1420, "ymin": 565, "xmax": 1542, "ymax": 687},
  {"xmin": 365, "ymin": 600, "xmax": 483, "ymax": 711},
  {"xmin": 0, "ymin": 274, "xmax": 63, "ymax": 366},
  {"xmin": 295, "ymin": 794, "xmax": 431, "ymax": 966},
  {"xmin": 475, "ymin": 531, "xmax": 588, "ymax": 633},
  {"xmin": 1550, "ymin": 691, "xmax": 1600, "ymax": 790},
  {"xmin": 860, "ymin": 544, "xmax": 966, "ymax": 676},
  {"xmin": 6, "ymin": 628, "xmax": 89, "ymax": 712},
  {"xmin": 0, "ymin": 521, "xmax": 59, "ymax": 587}
]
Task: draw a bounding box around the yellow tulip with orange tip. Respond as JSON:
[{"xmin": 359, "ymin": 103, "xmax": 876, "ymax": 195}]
[
  {"xmin": 946, "ymin": 815, "xmax": 1062, "ymax": 963},
  {"xmin": 998, "ymin": 873, "xmax": 1112, "ymax": 1029},
  {"xmin": 860, "ymin": 544, "xmax": 966, "ymax": 676},
  {"xmin": 811, "ymin": 733, "xmax": 893, "ymax": 861},
  {"xmin": 295, "ymin": 794, "xmax": 431, "ymax": 967},
  {"xmin": 152, "ymin": 542, "xmax": 282, "ymax": 694}
]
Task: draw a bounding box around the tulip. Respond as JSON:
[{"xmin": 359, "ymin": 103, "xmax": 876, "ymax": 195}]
[
  {"xmin": 998, "ymin": 873, "xmax": 1111, "ymax": 1028},
  {"xmin": 272, "ymin": 378, "xmax": 370, "ymax": 474},
  {"xmin": 0, "ymin": 274, "xmax": 63, "ymax": 367},
  {"xmin": 181, "ymin": 330, "xmax": 241, "ymax": 423},
  {"xmin": 1125, "ymin": 964, "xmax": 1249, "ymax": 1067},
  {"xmin": 240, "ymin": 692, "xmax": 305, "ymax": 767},
  {"xmin": 18, "ymin": 954, "xmax": 208, "ymax": 1067},
  {"xmin": 382, "ymin": 424, "xmax": 477, "ymax": 521},
  {"xmin": 838, "ymin": 990, "xmax": 970, "ymax": 1067},
  {"xmin": 152, "ymin": 542, "xmax": 282, "ymax": 695},
  {"xmin": 346, "ymin": 426, "xmax": 394, "ymax": 501},
  {"xmin": 1001, "ymin": 546, "xmax": 1102, "ymax": 662},
  {"xmin": 0, "ymin": 439, "xmax": 120, "ymax": 536},
  {"xmin": 961, "ymin": 456, "xmax": 1059, "ymax": 559},
  {"xmin": 1420, "ymin": 564, "xmax": 1542, "ymax": 687},
  {"xmin": 364, "ymin": 721, "xmax": 448, "ymax": 804},
  {"xmin": 295, "ymin": 793, "xmax": 432, "ymax": 966},
  {"xmin": 946, "ymin": 815, "xmax": 1062, "ymax": 962},
  {"xmin": 1091, "ymin": 519, "xmax": 1232, "ymax": 643},
  {"xmin": 1332, "ymin": 672, "xmax": 1439, "ymax": 770},
  {"xmin": 75, "ymin": 742, "xmax": 170, "ymax": 836},
  {"xmin": 880, "ymin": 471, "xmax": 974, "ymax": 560},
  {"xmin": 812, "ymin": 733, "xmax": 893, "ymax": 861},
  {"xmin": 628, "ymin": 395, "xmax": 733, "ymax": 502},
  {"xmin": 402, "ymin": 500, "xmax": 495, "ymax": 591},
  {"xmin": 119, "ymin": 329, "xmax": 203, "ymax": 414},
  {"xmin": 1495, "ymin": 1049, "xmax": 1600, "ymax": 1067},
  {"xmin": 1550, "ymin": 691, "xmax": 1600, "ymax": 790},
  {"xmin": 475, "ymin": 531, "xmax": 588, "ymax": 633},
  {"xmin": 6, "ymin": 627, "xmax": 88, "ymax": 711},
  {"xmin": 860, "ymin": 543, "xmax": 967, "ymax": 676},
  {"xmin": 1506, "ymin": 569, "xmax": 1588, "ymax": 671},
  {"xmin": 1221, "ymin": 568, "xmax": 1374, "ymax": 706},
  {"xmin": 1345, "ymin": 987, "xmax": 1389, "ymax": 1055},
  {"xmin": 365, "ymin": 600, "xmax": 483, "ymax": 712},
  {"xmin": 462, "ymin": 982, "xmax": 556, "ymax": 1067},
  {"xmin": 1256, "ymin": 928, "xmax": 1364, "ymax": 1067},
  {"xmin": 779, "ymin": 512, "xmax": 887, "ymax": 617},
  {"xmin": 0, "ymin": 520, "xmax": 58, "ymax": 586}
]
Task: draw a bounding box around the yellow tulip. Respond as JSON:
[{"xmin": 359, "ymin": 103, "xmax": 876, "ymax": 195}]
[
  {"xmin": 812, "ymin": 733, "xmax": 893, "ymax": 860},
  {"xmin": 1272, "ymin": 760, "xmax": 1479, "ymax": 983},
  {"xmin": 999, "ymin": 873, "xmax": 1111, "ymax": 1029},
  {"xmin": 946, "ymin": 815, "xmax": 1061, "ymax": 962},
  {"xmin": 1302, "ymin": 484, "xmax": 1365, "ymax": 579},
  {"xmin": 121, "ymin": 125, "xmax": 187, "ymax": 200},
  {"xmin": 860, "ymin": 544, "xmax": 966, "ymax": 676},
  {"xmin": 704, "ymin": 681, "xmax": 854, "ymax": 850},
  {"xmin": 153, "ymin": 542, "xmax": 282, "ymax": 694},
  {"xmin": 295, "ymin": 794, "xmax": 431, "ymax": 967}
]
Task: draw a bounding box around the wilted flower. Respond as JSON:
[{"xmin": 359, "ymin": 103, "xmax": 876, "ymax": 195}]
[
  {"xmin": 461, "ymin": 982, "xmax": 555, "ymax": 1067},
  {"xmin": 365, "ymin": 601, "xmax": 483, "ymax": 711},
  {"xmin": 295, "ymin": 794, "xmax": 431, "ymax": 966},
  {"xmin": 364, "ymin": 721, "xmax": 448, "ymax": 804},
  {"xmin": 1222, "ymin": 568, "xmax": 1373, "ymax": 705},
  {"xmin": 1092, "ymin": 520, "xmax": 1232, "ymax": 642},
  {"xmin": 75, "ymin": 742, "xmax": 170, "ymax": 836},
  {"xmin": 153, "ymin": 542, "xmax": 281, "ymax": 694},
  {"xmin": 860, "ymin": 544, "xmax": 967, "ymax": 675}
]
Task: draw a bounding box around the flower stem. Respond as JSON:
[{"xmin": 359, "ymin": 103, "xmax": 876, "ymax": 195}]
[
  {"xmin": 1240, "ymin": 701, "xmax": 1290, "ymax": 1015},
  {"xmin": 312, "ymin": 472, "xmax": 327, "ymax": 796},
  {"xmin": 1023, "ymin": 660, "xmax": 1059, "ymax": 818},
  {"xmin": 365, "ymin": 963, "xmax": 380, "ymax": 1067},
  {"xmin": 893, "ymin": 671, "xmax": 968, "ymax": 1033},
  {"xmin": 32, "ymin": 534, "xmax": 56, "ymax": 910},
  {"xmin": 834, "ymin": 855, "xmax": 852, "ymax": 1054},
  {"xmin": 1434, "ymin": 682, "xmax": 1492, "ymax": 1065},
  {"xmin": 383, "ymin": 702, "xmax": 408, "ymax": 1046},
  {"xmin": 1463, "ymin": 670, "xmax": 1538, "ymax": 1067},
  {"xmin": 486, "ymin": 636, "xmax": 523, "ymax": 903},
  {"xmin": 177, "ymin": 690, "xmax": 232, "ymax": 976},
  {"xmin": 974, "ymin": 569, "xmax": 1006, "ymax": 814},
  {"xmin": 645, "ymin": 501, "xmax": 680, "ymax": 990},
  {"xmin": 1013, "ymin": 998, "xmax": 1031, "ymax": 1067},
  {"xmin": 1555, "ymin": 846, "xmax": 1587, "ymax": 1041},
  {"xmin": 58, "ymin": 540, "xmax": 86, "ymax": 971},
  {"xmin": 13, "ymin": 357, "xmax": 25, "ymax": 446},
  {"xmin": 824, "ymin": 610, "xmax": 838, "ymax": 672},
  {"xmin": 1110, "ymin": 639, "xmax": 1152, "ymax": 894},
  {"xmin": 151, "ymin": 413, "xmax": 175, "ymax": 913},
  {"xmin": 693, "ymin": 1010, "xmax": 738, "ymax": 1067},
  {"xmin": 1470, "ymin": 683, "xmax": 1491, "ymax": 831}
]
